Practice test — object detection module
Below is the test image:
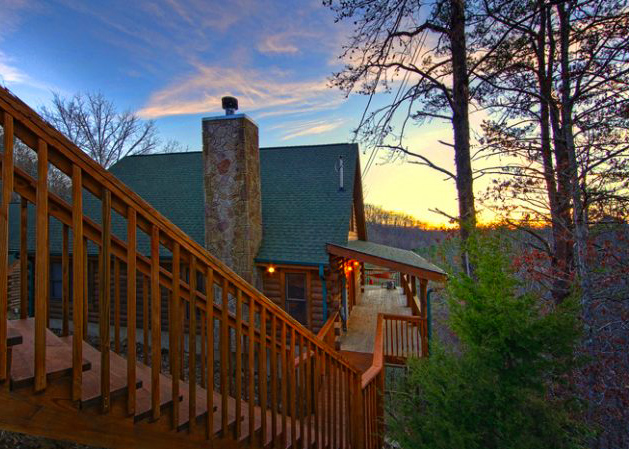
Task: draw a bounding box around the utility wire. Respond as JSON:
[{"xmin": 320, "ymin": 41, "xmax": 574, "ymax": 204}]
[{"xmin": 362, "ymin": 28, "xmax": 427, "ymax": 179}]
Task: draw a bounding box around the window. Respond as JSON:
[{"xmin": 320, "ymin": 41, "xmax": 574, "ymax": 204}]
[
  {"xmin": 285, "ymin": 273, "xmax": 307, "ymax": 325},
  {"xmin": 50, "ymin": 262, "xmax": 62, "ymax": 300}
]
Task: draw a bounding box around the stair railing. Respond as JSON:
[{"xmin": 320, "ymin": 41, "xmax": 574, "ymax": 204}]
[
  {"xmin": 0, "ymin": 86, "xmax": 374, "ymax": 448},
  {"xmin": 359, "ymin": 311, "xmax": 428, "ymax": 449}
]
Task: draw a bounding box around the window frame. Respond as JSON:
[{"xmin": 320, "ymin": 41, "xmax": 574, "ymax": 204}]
[{"xmin": 284, "ymin": 271, "xmax": 310, "ymax": 327}]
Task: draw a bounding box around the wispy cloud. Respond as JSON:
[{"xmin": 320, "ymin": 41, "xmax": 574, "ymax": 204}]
[
  {"xmin": 138, "ymin": 65, "xmax": 345, "ymax": 119},
  {"xmin": 0, "ymin": 50, "xmax": 56, "ymax": 92},
  {"xmin": 0, "ymin": 0, "xmax": 35, "ymax": 41},
  {"xmin": 270, "ymin": 117, "xmax": 347, "ymax": 140},
  {"xmin": 258, "ymin": 34, "xmax": 300, "ymax": 54},
  {"xmin": 0, "ymin": 51, "xmax": 27, "ymax": 84},
  {"xmin": 257, "ymin": 31, "xmax": 317, "ymax": 55}
]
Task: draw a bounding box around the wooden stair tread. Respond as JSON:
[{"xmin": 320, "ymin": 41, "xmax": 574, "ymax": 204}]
[
  {"xmin": 174, "ymin": 384, "xmax": 298, "ymax": 448},
  {"xmin": 255, "ymin": 406, "xmax": 301, "ymax": 449},
  {"xmin": 59, "ymin": 336, "xmax": 143, "ymax": 406},
  {"xmin": 133, "ymin": 362, "xmax": 178, "ymax": 421},
  {"xmin": 8, "ymin": 319, "xmax": 91, "ymax": 388},
  {"xmin": 176, "ymin": 383, "xmax": 218, "ymax": 431},
  {"xmin": 229, "ymin": 399, "xmax": 303, "ymax": 448}
]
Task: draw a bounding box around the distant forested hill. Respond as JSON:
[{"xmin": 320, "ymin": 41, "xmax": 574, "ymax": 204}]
[
  {"xmin": 366, "ymin": 222, "xmax": 449, "ymax": 251},
  {"xmin": 365, "ymin": 204, "xmax": 451, "ymax": 251}
]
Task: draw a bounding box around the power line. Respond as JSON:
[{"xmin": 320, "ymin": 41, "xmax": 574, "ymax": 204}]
[{"xmin": 362, "ymin": 29, "xmax": 427, "ymax": 179}]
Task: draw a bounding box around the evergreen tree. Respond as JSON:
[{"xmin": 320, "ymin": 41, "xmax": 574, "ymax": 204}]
[{"xmin": 386, "ymin": 234, "xmax": 587, "ymax": 449}]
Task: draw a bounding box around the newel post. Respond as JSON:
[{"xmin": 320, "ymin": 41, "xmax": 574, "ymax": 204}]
[{"xmin": 352, "ymin": 373, "xmax": 366, "ymax": 449}]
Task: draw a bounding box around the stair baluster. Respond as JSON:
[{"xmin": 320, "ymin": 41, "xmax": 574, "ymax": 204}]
[{"xmin": 126, "ymin": 208, "xmax": 137, "ymax": 415}]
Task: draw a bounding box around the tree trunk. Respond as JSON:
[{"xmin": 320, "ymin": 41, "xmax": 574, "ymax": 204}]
[
  {"xmin": 536, "ymin": 0, "xmax": 572, "ymax": 303},
  {"xmin": 450, "ymin": 0, "xmax": 477, "ymax": 270},
  {"xmin": 556, "ymin": 2, "xmax": 591, "ymax": 306}
]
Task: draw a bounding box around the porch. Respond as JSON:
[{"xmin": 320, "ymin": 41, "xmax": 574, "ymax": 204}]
[{"xmin": 339, "ymin": 285, "xmax": 411, "ymax": 354}]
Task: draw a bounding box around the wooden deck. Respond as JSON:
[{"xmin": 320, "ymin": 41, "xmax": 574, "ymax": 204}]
[{"xmin": 338, "ymin": 286, "xmax": 412, "ymax": 354}]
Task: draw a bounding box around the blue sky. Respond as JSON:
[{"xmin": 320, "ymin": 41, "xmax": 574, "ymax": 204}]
[{"xmin": 0, "ymin": 0, "xmax": 470, "ymax": 226}]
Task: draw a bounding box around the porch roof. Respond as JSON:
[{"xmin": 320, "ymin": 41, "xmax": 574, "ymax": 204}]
[{"xmin": 327, "ymin": 240, "xmax": 446, "ymax": 282}]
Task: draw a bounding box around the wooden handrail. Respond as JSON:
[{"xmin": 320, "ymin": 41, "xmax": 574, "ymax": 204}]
[
  {"xmin": 361, "ymin": 313, "xmax": 384, "ymax": 389},
  {"xmin": 317, "ymin": 311, "xmax": 340, "ymax": 348},
  {"xmin": 0, "ymin": 86, "xmax": 371, "ymax": 448}
]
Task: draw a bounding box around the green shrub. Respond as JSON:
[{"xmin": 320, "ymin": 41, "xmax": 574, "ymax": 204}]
[{"xmin": 386, "ymin": 235, "xmax": 588, "ymax": 449}]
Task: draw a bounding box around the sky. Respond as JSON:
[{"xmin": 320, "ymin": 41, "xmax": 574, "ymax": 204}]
[{"xmin": 0, "ymin": 0, "xmax": 488, "ymax": 227}]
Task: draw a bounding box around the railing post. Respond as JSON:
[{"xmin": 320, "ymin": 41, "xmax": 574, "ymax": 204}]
[
  {"xmin": 377, "ymin": 369, "xmax": 385, "ymax": 448},
  {"xmin": 34, "ymin": 138, "xmax": 48, "ymax": 393},
  {"xmin": 188, "ymin": 254, "xmax": 197, "ymax": 433},
  {"xmin": 19, "ymin": 197, "xmax": 28, "ymax": 320},
  {"xmin": 205, "ymin": 267, "xmax": 214, "ymax": 440},
  {"xmin": 61, "ymin": 225, "xmax": 70, "ymax": 337},
  {"xmin": 126, "ymin": 208, "xmax": 137, "ymax": 416},
  {"xmin": 0, "ymin": 113, "xmax": 14, "ymax": 382},
  {"xmin": 352, "ymin": 373, "xmax": 365, "ymax": 449},
  {"xmin": 169, "ymin": 242, "xmax": 179, "ymax": 428},
  {"xmin": 71, "ymin": 165, "xmax": 84, "ymax": 402},
  {"xmin": 220, "ymin": 276, "xmax": 229, "ymax": 436},
  {"xmin": 100, "ymin": 189, "xmax": 111, "ymax": 412},
  {"xmin": 150, "ymin": 225, "xmax": 161, "ymax": 421}
]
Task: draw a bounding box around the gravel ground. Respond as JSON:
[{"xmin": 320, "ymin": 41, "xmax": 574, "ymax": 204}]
[{"xmin": 0, "ymin": 430, "xmax": 102, "ymax": 449}]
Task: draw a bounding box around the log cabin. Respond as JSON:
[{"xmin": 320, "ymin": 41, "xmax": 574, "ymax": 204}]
[
  {"xmin": 6, "ymin": 100, "xmax": 444, "ymax": 336},
  {"xmin": 0, "ymin": 87, "xmax": 448, "ymax": 448}
]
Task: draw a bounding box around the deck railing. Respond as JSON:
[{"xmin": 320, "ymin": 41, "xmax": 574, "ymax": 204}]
[
  {"xmin": 358, "ymin": 311, "xmax": 428, "ymax": 449},
  {"xmin": 382, "ymin": 314, "xmax": 426, "ymax": 363},
  {"xmin": 400, "ymin": 273, "xmax": 429, "ymax": 356},
  {"xmin": 0, "ymin": 86, "xmax": 368, "ymax": 448}
]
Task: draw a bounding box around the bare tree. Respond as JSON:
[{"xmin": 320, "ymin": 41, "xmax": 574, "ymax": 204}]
[
  {"xmin": 325, "ymin": 0, "xmax": 527, "ymax": 274},
  {"xmin": 40, "ymin": 92, "xmax": 158, "ymax": 168},
  {"xmin": 472, "ymin": 3, "xmax": 629, "ymax": 444},
  {"xmin": 160, "ymin": 138, "xmax": 191, "ymax": 153},
  {"xmin": 474, "ymin": 0, "xmax": 629, "ymax": 304},
  {"xmin": 0, "ymin": 126, "xmax": 71, "ymax": 200}
]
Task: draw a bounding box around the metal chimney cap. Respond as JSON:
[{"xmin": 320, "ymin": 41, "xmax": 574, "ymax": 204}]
[{"xmin": 222, "ymin": 96, "xmax": 238, "ymax": 115}]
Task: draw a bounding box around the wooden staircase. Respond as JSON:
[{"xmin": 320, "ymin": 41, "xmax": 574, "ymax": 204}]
[
  {"xmin": 0, "ymin": 86, "xmax": 386, "ymax": 449},
  {"xmin": 3, "ymin": 319, "xmax": 298, "ymax": 448}
]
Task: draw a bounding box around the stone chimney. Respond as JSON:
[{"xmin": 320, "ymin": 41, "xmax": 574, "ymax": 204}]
[{"xmin": 202, "ymin": 97, "xmax": 262, "ymax": 284}]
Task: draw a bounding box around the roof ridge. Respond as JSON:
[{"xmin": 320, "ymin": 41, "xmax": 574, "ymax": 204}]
[
  {"xmin": 124, "ymin": 151, "xmax": 202, "ymax": 158},
  {"xmin": 118, "ymin": 142, "xmax": 357, "ymax": 161},
  {"xmin": 260, "ymin": 142, "xmax": 356, "ymax": 151}
]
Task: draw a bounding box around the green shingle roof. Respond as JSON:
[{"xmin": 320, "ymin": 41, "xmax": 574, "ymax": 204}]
[
  {"xmin": 338, "ymin": 240, "xmax": 446, "ymax": 276},
  {"xmin": 257, "ymin": 143, "xmax": 358, "ymax": 265},
  {"xmin": 9, "ymin": 143, "xmax": 359, "ymax": 266}
]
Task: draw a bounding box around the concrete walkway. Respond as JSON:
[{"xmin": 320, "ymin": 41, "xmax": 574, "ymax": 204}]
[{"xmin": 338, "ymin": 285, "xmax": 412, "ymax": 353}]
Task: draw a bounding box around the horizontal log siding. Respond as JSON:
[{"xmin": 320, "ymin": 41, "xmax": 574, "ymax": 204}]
[
  {"xmin": 259, "ymin": 265, "xmax": 343, "ymax": 334},
  {"xmin": 12, "ymin": 255, "xmax": 350, "ymax": 336}
]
